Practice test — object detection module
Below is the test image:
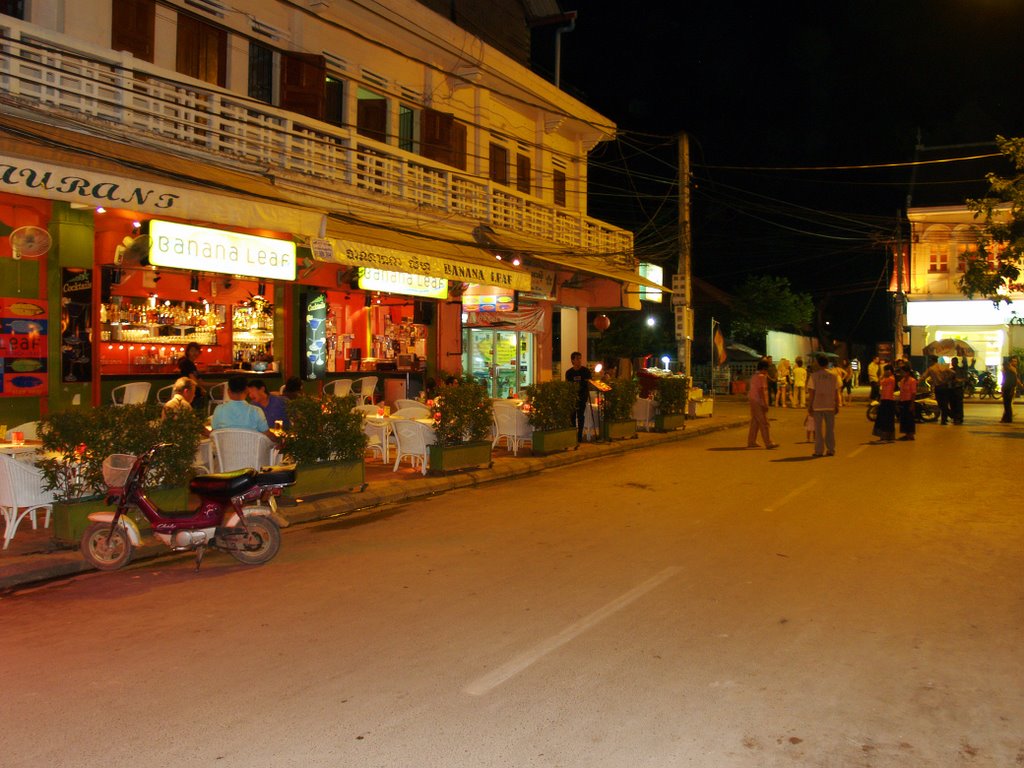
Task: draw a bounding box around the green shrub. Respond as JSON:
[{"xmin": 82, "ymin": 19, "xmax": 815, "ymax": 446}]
[
  {"xmin": 600, "ymin": 378, "xmax": 639, "ymax": 422},
  {"xmin": 282, "ymin": 394, "xmax": 366, "ymax": 464},
  {"xmin": 654, "ymin": 376, "xmax": 689, "ymax": 416},
  {"xmin": 524, "ymin": 380, "xmax": 577, "ymax": 431},
  {"xmin": 433, "ymin": 378, "xmax": 493, "ymax": 446}
]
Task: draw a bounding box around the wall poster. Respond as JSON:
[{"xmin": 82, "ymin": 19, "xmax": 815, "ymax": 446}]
[
  {"xmin": 0, "ymin": 296, "xmax": 48, "ymax": 397},
  {"xmin": 61, "ymin": 268, "xmax": 93, "ymax": 382}
]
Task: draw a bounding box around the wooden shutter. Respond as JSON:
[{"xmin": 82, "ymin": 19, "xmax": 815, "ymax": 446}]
[
  {"xmin": 111, "ymin": 0, "xmax": 155, "ymax": 63},
  {"xmin": 553, "ymin": 169, "xmax": 566, "ymax": 207},
  {"xmin": 421, "ymin": 108, "xmax": 453, "ymax": 165},
  {"xmin": 280, "ymin": 53, "xmax": 326, "ymax": 121},
  {"xmin": 489, "ymin": 143, "xmax": 509, "ymax": 185},
  {"xmin": 176, "ymin": 13, "xmax": 226, "ymax": 87},
  {"xmin": 516, "ymin": 153, "xmax": 531, "ymax": 194},
  {"xmin": 357, "ymin": 96, "xmax": 388, "ymax": 143}
]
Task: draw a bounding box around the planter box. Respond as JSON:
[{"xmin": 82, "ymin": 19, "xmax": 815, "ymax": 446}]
[
  {"xmin": 530, "ymin": 427, "xmax": 577, "ymax": 455},
  {"xmin": 601, "ymin": 419, "xmax": 637, "ymax": 441},
  {"xmin": 654, "ymin": 413, "xmax": 687, "ymax": 432},
  {"xmin": 284, "ymin": 459, "xmax": 365, "ymax": 499},
  {"xmin": 51, "ymin": 487, "xmax": 185, "ymax": 545},
  {"xmin": 428, "ymin": 441, "xmax": 492, "ymax": 474}
]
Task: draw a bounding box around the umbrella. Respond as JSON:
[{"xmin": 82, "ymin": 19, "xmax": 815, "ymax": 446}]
[
  {"xmin": 725, "ymin": 342, "xmax": 762, "ymax": 361},
  {"xmin": 922, "ymin": 338, "xmax": 976, "ymax": 358}
]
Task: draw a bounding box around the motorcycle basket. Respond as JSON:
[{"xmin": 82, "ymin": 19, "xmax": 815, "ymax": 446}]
[{"xmin": 102, "ymin": 453, "xmax": 137, "ymax": 493}]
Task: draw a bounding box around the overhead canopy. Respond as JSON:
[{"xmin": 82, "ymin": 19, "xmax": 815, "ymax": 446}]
[
  {"xmin": 478, "ymin": 227, "xmax": 670, "ymax": 293},
  {"xmin": 323, "ymin": 218, "xmax": 533, "ymax": 292}
]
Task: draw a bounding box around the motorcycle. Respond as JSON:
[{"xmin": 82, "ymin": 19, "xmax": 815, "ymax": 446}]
[
  {"xmin": 866, "ymin": 391, "xmax": 940, "ymax": 423},
  {"xmin": 975, "ymin": 369, "xmax": 999, "ymax": 399},
  {"xmin": 80, "ymin": 444, "xmax": 296, "ymax": 572}
]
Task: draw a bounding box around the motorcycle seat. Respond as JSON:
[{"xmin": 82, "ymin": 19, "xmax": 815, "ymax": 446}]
[
  {"xmin": 189, "ymin": 468, "xmax": 257, "ymax": 496},
  {"xmin": 256, "ymin": 464, "xmax": 297, "ymax": 487}
]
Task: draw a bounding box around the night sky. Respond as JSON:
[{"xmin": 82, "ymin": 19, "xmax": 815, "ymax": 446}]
[{"xmin": 553, "ymin": 1, "xmax": 1024, "ymax": 343}]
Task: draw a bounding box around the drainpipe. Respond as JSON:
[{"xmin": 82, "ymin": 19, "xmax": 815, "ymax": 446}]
[{"xmin": 554, "ymin": 12, "xmax": 577, "ymax": 89}]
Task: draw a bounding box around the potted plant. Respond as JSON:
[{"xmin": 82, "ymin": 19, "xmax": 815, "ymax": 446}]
[
  {"xmin": 280, "ymin": 393, "xmax": 367, "ymax": 498},
  {"xmin": 599, "ymin": 378, "xmax": 639, "ymax": 440},
  {"xmin": 38, "ymin": 403, "xmax": 203, "ymax": 544},
  {"xmin": 523, "ymin": 380, "xmax": 578, "ymax": 454},
  {"xmin": 653, "ymin": 376, "xmax": 689, "ymax": 431},
  {"xmin": 429, "ymin": 377, "xmax": 493, "ymax": 473}
]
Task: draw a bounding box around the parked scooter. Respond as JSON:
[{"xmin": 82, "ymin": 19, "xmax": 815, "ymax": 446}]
[
  {"xmin": 866, "ymin": 391, "xmax": 940, "ymax": 423},
  {"xmin": 81, "ymin": 444, "xmax": 296, "ymax": 572}
]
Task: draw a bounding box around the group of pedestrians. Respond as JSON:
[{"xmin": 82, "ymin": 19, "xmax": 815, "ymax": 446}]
[
  {"xmin": 747, "ymin": 352, "xmax": 840, "ymax": 455},
  {"xmin": 871, "ymin": 363, "xmax": 919, "ymax": 442}
]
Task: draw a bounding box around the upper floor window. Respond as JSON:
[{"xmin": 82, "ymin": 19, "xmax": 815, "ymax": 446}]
[
  {"xmin": 552, "ymin": 167, "xmax": 567, "ymax": 207},
  {"xmin": 398, "ymin": 105, "xmax": 418, "ymax": 153},
  {"xmin": 176, "ymin": 13, "xmax": 227, "ymax": 88},
  {"xmin": 421, "ymin": 108, "xmax": 467, "ymax": 170},
  {"xmin": 516, "ymin": 152, "xmax": 531, "ymax": 195},
  {"xmin": 111, "ymin": 0, "xmax": 155, "ymax": 63},
  {"xmin": 324, "ymin": 76, "xmax": 345, "ymax": 128},
  {"xmin": 928, "ymin": 244, "xmax": 948, "ymax": 273},
  {"xmin": 280, "ymin": 52, "xmax": 325, "ymax": 120},
  {"xmin": 357, "ymin": 87, "xmax": 387, "ymax": 143},
  {"xmin": 248, "ymin": 41, "xmax": 274, "ymax": 104},
  {"xmin": 489, "ymin": 142, "xmax": 509, "ymax": 186},
  {"xmin": 0, "ymin": 0, "xmax": 25, "ymax": 19}
]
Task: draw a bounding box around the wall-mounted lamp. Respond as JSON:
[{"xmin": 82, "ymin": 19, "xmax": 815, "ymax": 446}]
[
  {"xmin": 257, "ymin": 281, "xmax": 266, "ymax": 297},
  {"xmin": 190, "ymin": 272, "xmax": 200, "ymax": 293}
]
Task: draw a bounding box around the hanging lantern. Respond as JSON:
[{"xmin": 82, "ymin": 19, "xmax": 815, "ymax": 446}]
[{"xmin": 593, "ymin": 314, "xmax": 611, "ymax": 332}]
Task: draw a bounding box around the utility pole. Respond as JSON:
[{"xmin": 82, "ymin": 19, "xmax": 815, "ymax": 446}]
[
  {"xmin": 675, "ymin": 132, "xmax": 693, "ymax": 379},
  {"xmin": 894, "ymin": 212, "xmax": 906, "ymax": 360}
]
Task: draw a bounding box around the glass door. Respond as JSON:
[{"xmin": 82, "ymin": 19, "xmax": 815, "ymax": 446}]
[{"xmin": 463, "ymin": 329, "xmax": 534, "ymax": 397}]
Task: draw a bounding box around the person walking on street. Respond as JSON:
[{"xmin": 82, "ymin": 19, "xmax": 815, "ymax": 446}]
[
  {"xmin": 747, "ymin": 360, "xmax": 778, "ymax": 449},
  {"xmin": 922, "ymin": 355, "xmax": 952, "ymax": 424},
  {"xmin": 792, "ymin": 357, "xmax": 808, "ymax": 407},
  {"xmin": 1000, "ymin": 358, "xmax": 1018, "ymax": 423},
  {"xmin": 806, "ymin": 352, "xmax": 840, "ymax": 457},
  {"xmin": 897, "ymin": 366, "xmax": 917, "ymax": 440},
  {"xmin": 565, "ymin": 351, "xmax": 592, "ymax": 442},
  {"xmin": 949, "ymin": 357, "xmax": 966, "ymax": 425},
  {"xmin": 872, "ymin": 364, "xmax": 897, "ymax": 442},
  {"xmin": 867, "ymin": 356, "xmax": 882, "ymax": 401},
  {"xmin": 765, "ymin": 355, "xmax": 778, "ymax": 407}
]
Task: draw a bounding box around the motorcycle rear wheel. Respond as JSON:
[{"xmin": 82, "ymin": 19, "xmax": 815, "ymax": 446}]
[
  {"xmin": 866, "ymin": 403, "xmax": 878, "ymax": 421},
  {"xmin": 81, "ymin": 522, "xmax": 134, "ymax": 571},
  {"xmin": 918, "ymin": 407, "xmax": 939, "ymax": 423},
  {"xmin": 229, "ymin": 516, "xmax": 281, "ymax": 565}
]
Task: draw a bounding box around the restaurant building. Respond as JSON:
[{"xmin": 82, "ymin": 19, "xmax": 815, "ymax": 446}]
[{"xmin": 0, "ymin": 0, "xmax": 662, "ymax": 426}]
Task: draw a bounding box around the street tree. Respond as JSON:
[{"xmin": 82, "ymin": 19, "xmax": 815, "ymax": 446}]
[
  {"xmin": 959, "ymin": 135, "xmax": 1024, "ymax": 304},
  {"xmin": 729, "ymin": 275, "xmax": 813, "ymax": 345}
]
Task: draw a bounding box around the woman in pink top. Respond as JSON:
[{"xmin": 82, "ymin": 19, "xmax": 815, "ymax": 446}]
[
  {"xmin": 872, "ymin": 364, "xmax": 897, "ymax": 442},
  {"xmin": 897, "ymin": 366, "xmax": 918, "ymax": 440}
]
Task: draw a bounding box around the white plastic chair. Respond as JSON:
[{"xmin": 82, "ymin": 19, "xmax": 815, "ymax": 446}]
[
  {"xmin": 210, "ymin": 429, "xmax": 275, "ymax": 472},
  {"xmin": 324, "ymin": 379, "xmax": 353, "ymax": 398},
  {"xmin": 361, "ymin": 416, "xmax": 390, "ymax": 462},
  {"xmin": 492, "ymin": 403, "xmax": 534, "ymax": 455},
  {"xmin": 4, "ymin": 421, "xmax": 39, "ymax": 441},
  {"xmin": 391, "ymin": 405, "xmax": 430, "ymax": 420},
  {"xmin": 351, "ymin": 376, "xmax": 378, "ymax": 405},
  {"xmin": 394, "ymin": 398, "xmax": 425, "ymax": 411},
  {"xmin": 0, "ymin": 453, "xmax": 55, "ymax": 549},
  {"xmin": 206, "ymin": 381, "xmax": 228, "ymax": 416},
  {"xmin": 354, "ymin": 404, "xmax": 380, "ymax": 416},
  {"xmin": 156, "ymin": 384, "xmax": 174, "ymax": 404},
  {"xmin": 111, "ymin": 381, "xmax": 151, "ymax": 406},
  {"xmin": 391, "ymin": 419, "xmax": 435, "ymax": 475},
  {"xmin": 632, "ymin": 398, "xmax": 655, "ymax": 431}
]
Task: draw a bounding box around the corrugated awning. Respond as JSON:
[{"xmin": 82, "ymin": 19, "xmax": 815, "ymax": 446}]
[
  {"xmin": 477, "ymin": 227, "xmax": 670, "ymax": 293},
  {"xmin": 323, "ymin": 218, "xmax": 533, "ymax": 292}
]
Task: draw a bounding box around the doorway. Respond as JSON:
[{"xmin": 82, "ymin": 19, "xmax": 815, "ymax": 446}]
[{"xmin": 463, "ymin": 328, "xmax": 534, "ymax": 398}]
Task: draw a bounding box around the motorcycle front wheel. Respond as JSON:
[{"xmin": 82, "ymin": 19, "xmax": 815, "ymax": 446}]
[
  {"xmin": 229, "ymin": 516, "xmax": 281, "ymax": 565},
  {"xmin": 81, "ymin": 522, "xmax": 134, "ymax": 571},
  {"xmin": 866, "ymin": 403, "xmax": 878, "ymax": 421},
  {"xmin": 918, "ymin": 406, "xmax": 939, "ymax": 423}
]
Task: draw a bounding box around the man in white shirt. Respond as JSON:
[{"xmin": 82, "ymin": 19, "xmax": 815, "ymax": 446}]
[{"xmin": 807, "ymin": 353, "xmax": 841, "ymax": 457}]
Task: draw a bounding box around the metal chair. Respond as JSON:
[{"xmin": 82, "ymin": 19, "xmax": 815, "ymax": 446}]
[
  {"xmin": 324, "ymin": 379, "xmax": 353, "ymax": 398},
  {"xmin": 351, "ymin": 376, "xmax": 378, "ymax": 405},
  {"xmin": 391, "ymin": 419, "xmax": 435, "ymax": 475},
  {"xmin": 353, "ymin": 404, "xmax": 380, "ymax": 416},
  {"xmin": 156, "ymin": 384, "xmax": 175, "ymax": 404},
  {"xmin": 394, "ymin": 398, "xmax": 425, "ymax": 411},
  {"xmin": 0, "ymin": 453, "xmax": 55, "ymax": 549},
  {"xmin": 492, "ymin": 402, "xmax": 533, "ymax": 455},
  {"xmin": 210, "ymin": 429, "xmax": 276, "ymax": 472},
  {"xmin": 111, "ymin": 382, "xmax": 152, "ymax": 406}
]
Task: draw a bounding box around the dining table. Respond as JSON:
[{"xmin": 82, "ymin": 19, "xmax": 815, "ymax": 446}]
[{"xmin": 0, "ymin": 440, "xmax": 44, "ymax": 463}]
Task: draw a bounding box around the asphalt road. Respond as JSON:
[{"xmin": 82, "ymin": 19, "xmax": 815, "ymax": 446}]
[{"xmin": 2, "ymin": 401, "xmax": 1022, "ymax": 768}]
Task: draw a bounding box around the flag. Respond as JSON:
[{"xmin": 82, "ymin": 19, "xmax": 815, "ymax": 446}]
[{"xmin": 713, "ymin": 321, "xmax": 727, "ymax": 366}]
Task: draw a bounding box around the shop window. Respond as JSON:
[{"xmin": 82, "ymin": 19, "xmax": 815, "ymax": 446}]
[
  {"xmin": 280, "ymin": 52, "xmax": 326, "ymax": 121},
  {"xmin": 516, "ymin": 153, "xmax": 531, "ymax": 195},
  {"xmin": 489, "ymin": 142, "xmax": 509, "ymax": 185},
  {"xmin": 0, "ymin": 0, "xmax": 24, "ymax": 19},
  {"xmin": 356, "ymin": 87, "xmax": 387, "ymax": 143},
  {"xmin": 552, "ymin": 168, "xmax": 566, "ymax": 207},
  {"xmin": 324, "ymin": 76, "xmax": 345, "ymax": 128},
  {"xmin": 928, "ymin": 245, "xmax": 948, "ymax": 273},
  {"xmin": 248, "ymin": 41, "xmax": 274, "ymax": 104},
  {"xmin": 111, "ymin": 0, "xmax": 155, "ymax": 62},
  {"xmin": 421, "ymin": 108, "xmax": 467, "ymax": 170},
  {"xmin": 176, "ymin": 13, "xmax": 227, "ymax": 88},
  {"xmin": 398, "ymin": 105, "xmax": 417, "ymax": 152}
]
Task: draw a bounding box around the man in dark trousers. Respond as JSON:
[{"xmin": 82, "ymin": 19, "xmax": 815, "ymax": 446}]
[{"xmin": 565, "ymin": 351, "xmax": 592, "ymax": 442}]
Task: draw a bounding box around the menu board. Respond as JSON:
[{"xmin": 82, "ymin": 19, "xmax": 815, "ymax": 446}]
[
  {"xmin": 0, "ymin": 297, "xmax": 48, "ymax": 397},
  {"xmin": 302, "ymin": 291, "xmax": 327, "ymax": 380},
  {"xmin": 61, "ymin": 268, "xmax": 93, "ymax": 382}
]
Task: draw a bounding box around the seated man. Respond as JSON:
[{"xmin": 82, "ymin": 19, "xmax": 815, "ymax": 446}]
[
  {"xmin": 211, "ymin": 375, "xmax": 275, "ymax": 440},
  {"xmin": 247, "ymin": 378, "xmax": 289, "ymax": 430},
  {"xmin": 162, "ymin": 376, "xmax": 196, "ymax": 418}
]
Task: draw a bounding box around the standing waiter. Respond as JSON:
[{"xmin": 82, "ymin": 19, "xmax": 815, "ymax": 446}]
[{"xmin": 565, "ymin": 351, "xmax": 592, "ymax": 443}]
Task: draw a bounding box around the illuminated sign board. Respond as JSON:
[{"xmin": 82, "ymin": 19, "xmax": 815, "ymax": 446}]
[
  {"xmin": 148, "ymin": 220, "xmax": 296, "ymax": 281},
  {"xmin": 357, "ymin": 267, "xmax": 449, "ymax": 299},
  {"xmin": 639, "ymin": 263, "xmax": 663, "ymax": 303},
  {"xmin": 462, "ymin": 284, "xmax": 515, "ymax": 312}
]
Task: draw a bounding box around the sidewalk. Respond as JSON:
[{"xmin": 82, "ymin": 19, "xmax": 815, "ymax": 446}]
[{"xmin": 0, "ymin": 398, "xmax": 751, "ymax": 592}]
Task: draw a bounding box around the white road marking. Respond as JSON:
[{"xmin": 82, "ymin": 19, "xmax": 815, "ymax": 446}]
[
  {"xmin": 763, "ymin": 479, "xmax": 818, "ymax": 512},
  {"xmin": 464, "ymin": 566, "xmax": 683, "ymax": 696},
  {"xmin": 847, "ymin": 444, "xmax": 868, "ymax": 458}
]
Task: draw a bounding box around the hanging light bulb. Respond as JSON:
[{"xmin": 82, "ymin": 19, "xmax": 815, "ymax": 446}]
[{"xmin": 190, "ymin": 272, "xmax": 199, "ymax": 293}]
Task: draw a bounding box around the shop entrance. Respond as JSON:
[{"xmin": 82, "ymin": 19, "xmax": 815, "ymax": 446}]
[{"xmin": 463, "ymin": 329, "xmax": 534, "ymax": 398}]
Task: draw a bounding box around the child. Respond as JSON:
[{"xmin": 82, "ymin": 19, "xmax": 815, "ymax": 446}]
[{"xmin": 804, "ymin": 412, "xmax": 815, "ymax": 443}]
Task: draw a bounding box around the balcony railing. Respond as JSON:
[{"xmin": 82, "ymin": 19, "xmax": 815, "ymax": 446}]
[{"xmin": 0, "ymin": 19, "xmax": 634, "ymax": 266}]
